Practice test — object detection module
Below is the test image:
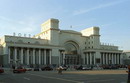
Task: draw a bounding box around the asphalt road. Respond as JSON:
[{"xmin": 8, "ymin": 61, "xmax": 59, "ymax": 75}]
[{"xmin": 0, "ymin": 69, "xmax": 128, "ymax": 83}]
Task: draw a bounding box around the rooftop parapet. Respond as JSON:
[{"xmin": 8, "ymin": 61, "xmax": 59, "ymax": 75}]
[
  {"xmin": 41, "ymin": 18, "xmax": 59, "ymax": 32},
  {"xmin": 81, "ymin": 26, "xmax": 100, "ymax": 36}
]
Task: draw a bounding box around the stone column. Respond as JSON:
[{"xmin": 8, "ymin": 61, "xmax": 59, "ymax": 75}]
[
  {"xmin": 111, "ymin": 53, "xmax": 114, "ymax": 64},
  {"xmin": 93, "ymin": 53, "xmax": 96, "ymax": 65},
  {"xmin": 117, "ymin": 54, "xmax": 119, "ymax": 64},
  {"xmin": 30, "ymin": 49, "xmax": 33, "ymax": 64},
  {"xmin": 8, "ymin": 47, "xmax": 11, "ymax": 64},
  {"xmin": 14, "ymin": 47, "xmax": 17, "ymax": 64},
  {"xmin": 87, "ymin": 53, "xmax": 89, "ymax": 65},
  {"xmin": 27, "ymin": 48, "xmax": 29, "ymax": 65},
  {"xmin": 38, "ymin": 49, "xmax": 41, "ymax": 65},
  {"xmin": 84, "ymin": 53, "xmax": 87, "ymax": 64},
  {"xmin": 115, "ymin": 54, "xmax": 117, "ymax": 64},
  {"xmin": 106, "ymin": 53, "xmax": 108, "ymax": 64},
  {"xmin": 49, "ymin": 50, "xmax": 51, "ymax": 64},
  {"xmin": 44, "ymin": 49, "xmax": 46, "ymax": 65},
  {"xmin": 104, "ymin": 53, "xmax": 106, "ymax": 64},
  {"xmin": 109, "ymin": 53, "xmax": 111, "ymax": 64},
  {"xmin": 119, "ymin": 54, "xmax": 121, "ymax": 64},
  {"xmin": 103, "ymin": 53, "xmax": 105, "ymax": 64},
  {"xmin": 33, "ymin": 49, "xmax": 35, "ymax": 64},
  {"xmin": 63, "ymin": 51, "xmax": 65, "ymax": 65},
  {"xmin": 90, "ymin": 53, "xmax": 92, "ymax": 65},
  {"xmin": 41, "ymin": 50, "xmax": 43, "ymax": 64},
  {"xmin": 119, "ymin": 54, "xmax": 122, "ymax": 64},
  {"xmin": 113, "ymin": 53, "xmax": 115, "ymax": 64},
  {"xmin": 59, "ymin": 51, "xmax": 61, "ymax": 65},
  {"xmin": 20, "ymin": 48, "xmax": 23, "ymax": 64}
]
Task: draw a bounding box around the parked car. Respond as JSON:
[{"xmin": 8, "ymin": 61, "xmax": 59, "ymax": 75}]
[
  {"xmin": 83, "ymin": 67, "xmax": 93, "ymax": 70},
  {"xmin": 41, "ymin": 66, "xmax": 53, "ymax": 71},
  {"xmin": 25, "ymin": 68, "xmax": 32, "ymax": 71},
  {"xmin": 62, "ymin": 66, "xmax": 68, "ymax": 71},
  {"xmin": 102, "ymin": 65, "xmax": 118, "ymax": 69},
  {"xmin": 76, "ymin": 65, "xmax": 93, "ymax": 70},
  {"xmin": 34, "ymin": 67, "xmax": 40, "ymax": 71},
  {"xmin": 76, "ymin": 65, "xmax": 83, "ymax": 70},
  {"xmin": 0, "ymin": 68, "xmax": 4, "ymax": 73},
  {"xmin": 13, "ymin": 67, "xmax": 26, "ymax": 73}
]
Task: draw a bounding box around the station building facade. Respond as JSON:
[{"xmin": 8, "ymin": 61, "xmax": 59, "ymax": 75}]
[
  {"xmin": 0, "ymin": 18, "xmax": 123, "ymax": 67},
  {"xmin": 122, "ymin": 51, "xmax": 130, "ymax": 65}
]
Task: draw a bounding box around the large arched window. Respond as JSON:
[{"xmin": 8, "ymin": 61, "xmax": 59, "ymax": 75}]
[{"xmin": 64, "ymin": 41, "xmax": 79, "ymax": 55}]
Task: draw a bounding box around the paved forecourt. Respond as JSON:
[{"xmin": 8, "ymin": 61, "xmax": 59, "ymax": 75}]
[
  {"xmin": 64, "ymin": 69, "xmax": 128, "ymax": 75},
  {"xmin": 0, "ymin": 69, "xmax": 128, "ymax": 83}
]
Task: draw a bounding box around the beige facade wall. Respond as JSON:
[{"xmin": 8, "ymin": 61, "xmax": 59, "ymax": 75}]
[{"xmin": 0, "ymin": 18, "xmax": 123, "ymax": 67}]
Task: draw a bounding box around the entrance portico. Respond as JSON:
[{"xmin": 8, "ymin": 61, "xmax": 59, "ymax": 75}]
[{"xmin": 8, "ymin": 47, "xmax": 52, "ymax": 66}]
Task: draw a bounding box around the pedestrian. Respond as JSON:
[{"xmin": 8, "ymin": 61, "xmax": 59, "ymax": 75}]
[
  {"xmin": 12, "ymin": 65, "xmax": 15, "ymax": 69},
  {"xmin": 126, "ymin": 65, "xmax": 130, "ymax": 83},
  {"xmin": 57, "ymin": 66, "xmax": 63, "ymax": 75}
]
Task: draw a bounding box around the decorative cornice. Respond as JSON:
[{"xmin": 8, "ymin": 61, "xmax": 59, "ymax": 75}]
[
  {"xmin": 6, "ymin": 41, "xmax": 63, "ymax": 48},
  {"xmin": 83, "ymin": 49, "xmax": 123, "ymax": 53},
  {"xmin": 34, "ymin": 28, "xmax": 60, "ymax": 37}
]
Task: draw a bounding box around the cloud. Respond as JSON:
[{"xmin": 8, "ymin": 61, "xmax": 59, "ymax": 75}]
[
  {"xmin": 73, "ymin": 0, "xmax": 128, "ymax": 15},
  {"xmin": 0, "ymin": 16, "xmax": 39, "ymax": 36},
  {"xmin": 0, "ymin": 16, "xmax": 11, "ymax": 22},
  {"xmin": 121, "ymin": 39, "xmax": 130, "ymax": 51}
]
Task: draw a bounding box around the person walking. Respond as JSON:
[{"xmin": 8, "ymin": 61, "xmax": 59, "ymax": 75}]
[
  {"xmin": 126, "ymin": 65, "xmax": 130, "ymax": 83},
  {"xmin": 57, "ymin": 66, "xmax": 63, "ymax": 75}
]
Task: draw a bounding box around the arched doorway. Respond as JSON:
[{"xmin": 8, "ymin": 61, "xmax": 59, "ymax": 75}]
[{"xmin": 64, "ymin": 41, "xmax": 82, "ymax": 65}]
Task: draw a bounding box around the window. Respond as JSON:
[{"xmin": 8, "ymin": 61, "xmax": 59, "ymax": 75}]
[{"xmin": 89, "ymin": 42, "xmax": 90, "ymax": 44}]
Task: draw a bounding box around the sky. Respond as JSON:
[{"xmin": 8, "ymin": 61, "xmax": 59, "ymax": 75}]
[{"xmin": 0, "ymin": 0, "xmax": 130, "ymax": 51}]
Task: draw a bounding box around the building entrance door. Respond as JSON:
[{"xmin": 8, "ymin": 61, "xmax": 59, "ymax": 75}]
[
  {"xmin": 64, "ymin": 55, "xmax": 81, "ymax": 65},
  {"xmin": 64, "ymin": 41, "xmax": 82, "ymax": 65}
]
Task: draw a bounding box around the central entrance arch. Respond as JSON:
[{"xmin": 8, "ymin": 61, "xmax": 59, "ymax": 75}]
[{"xmin": 64, "ymin": 41, "xmax": 82, "ymax": 65}]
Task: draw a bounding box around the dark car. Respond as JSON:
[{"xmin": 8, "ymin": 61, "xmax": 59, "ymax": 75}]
[
  {"xmin": 109, "ymin": 65, "xmax": 119, "ymax": 69},
  {"xmin": 34, "ymin": 67, "xmax": 40, "ymax": 71},
  {"xmin": 41, "ymin": 66, "xmax": 53, "ymax": 71},
  {"xmin": 102, "ymin": 65, "xmax": 118, "ymax": 69},
  {"xmin": 0, "ymin": 68, "xmax": 4, "ymax": 73},
  {"xmin": 62, "ymin": 66, "xmax": 68, "ymax": 71},
  {"xmin": 13, "ymin": 67, "xmax": 26, "ymax": 73},
  {"xmin": 76, "ymin": 65, "xmax": 93, "ymax": 70},
  {"xmin": 25, "ymin": 68, "xmax": 32, "ymax": 71},
  {"xmin": 76, "ymin": 65, "xmax": 83, "ymax": 70}
]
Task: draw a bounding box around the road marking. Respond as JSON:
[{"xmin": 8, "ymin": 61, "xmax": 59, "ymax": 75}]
[
  {"xmin": 120, "ymin": 82, "xmax": 126, "ymax": 83},
  {"xmin": 0, "ymin": 82, "xmax": 5, "ymax": 83},
  {"xmin": 87, "ymin": 79, "xmax": 115, "ymax": 82},
  {"xmin": 23, "ymin": 77, "xmax": 30, "ymax": 80},
  {"xmin": 28, "ymin": 73, "xmax": 82, "ymax": 83}
]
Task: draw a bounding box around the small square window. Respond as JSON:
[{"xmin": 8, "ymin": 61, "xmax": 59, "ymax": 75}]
[{"xmin": 89, "ymin": 42, "xmax": 90, "ymax": 44}]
